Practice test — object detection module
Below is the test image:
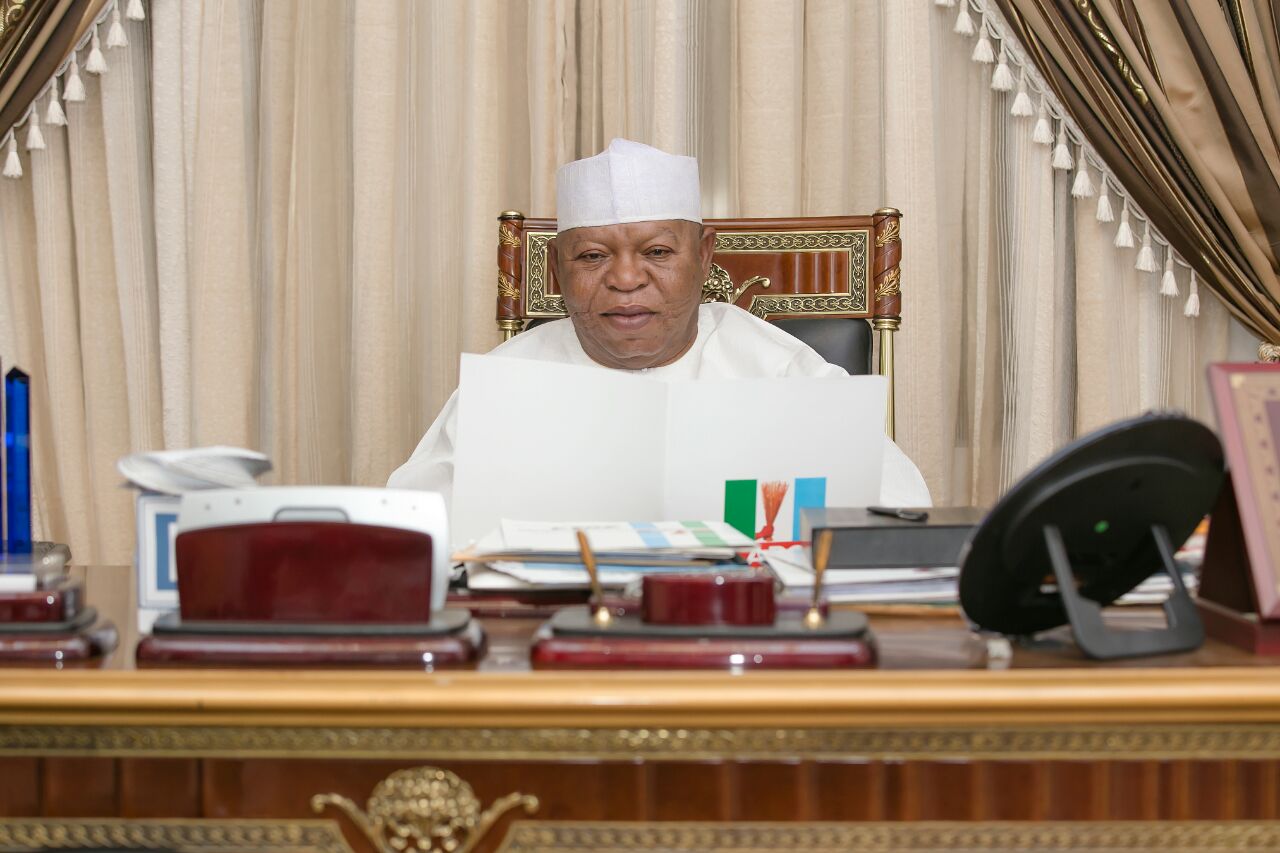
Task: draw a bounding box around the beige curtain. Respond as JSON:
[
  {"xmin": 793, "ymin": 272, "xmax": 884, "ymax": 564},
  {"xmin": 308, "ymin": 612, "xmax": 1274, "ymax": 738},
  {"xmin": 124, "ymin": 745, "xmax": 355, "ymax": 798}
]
[{"xmin": 0, "ymin": 0, "xmax": 1258, "ymax": 564}]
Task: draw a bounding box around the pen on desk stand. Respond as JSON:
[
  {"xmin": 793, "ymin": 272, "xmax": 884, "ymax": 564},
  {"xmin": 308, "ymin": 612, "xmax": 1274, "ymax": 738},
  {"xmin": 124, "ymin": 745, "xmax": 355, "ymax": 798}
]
[
  {"xmin": 804, "ymin": 529, "xmax": 833, "ymax": 629},
  {"xmin": 576, "ymin": 529, "xmax": 613, "ymax": 627}
]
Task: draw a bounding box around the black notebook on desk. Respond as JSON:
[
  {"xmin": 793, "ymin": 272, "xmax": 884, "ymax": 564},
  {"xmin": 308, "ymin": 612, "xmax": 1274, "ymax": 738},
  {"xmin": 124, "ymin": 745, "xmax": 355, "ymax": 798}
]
[{"xmin": 799, "ymin": 507, "xmax": 986, "ymax": 569}]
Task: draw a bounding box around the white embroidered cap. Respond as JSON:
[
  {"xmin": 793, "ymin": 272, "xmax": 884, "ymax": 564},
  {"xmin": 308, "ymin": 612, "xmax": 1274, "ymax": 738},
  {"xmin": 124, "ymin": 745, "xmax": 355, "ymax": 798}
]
[{"xmin": 556, "ymin": 138, "xmax": 702, "ymax": 232}]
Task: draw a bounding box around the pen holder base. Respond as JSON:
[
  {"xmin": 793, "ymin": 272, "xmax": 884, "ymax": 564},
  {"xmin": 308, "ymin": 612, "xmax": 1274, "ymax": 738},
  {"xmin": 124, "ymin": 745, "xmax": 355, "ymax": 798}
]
[
  {"xmin": 0, "ymin": 608, "xmax": 118, "ymax": 665},
  {"xmin": 530, "ymin": 606, "xmax": 875, "ymax": 669},
  {"xmin": 135, "ymin": 608, "xmax": 485, "ymax": 669}
]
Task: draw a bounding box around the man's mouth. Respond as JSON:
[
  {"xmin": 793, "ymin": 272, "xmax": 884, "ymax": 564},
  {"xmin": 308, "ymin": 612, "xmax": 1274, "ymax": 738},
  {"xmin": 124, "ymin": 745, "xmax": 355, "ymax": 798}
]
[{"xmin": 601, "ymin": 305, "xmax": 656, "ymax": 330}]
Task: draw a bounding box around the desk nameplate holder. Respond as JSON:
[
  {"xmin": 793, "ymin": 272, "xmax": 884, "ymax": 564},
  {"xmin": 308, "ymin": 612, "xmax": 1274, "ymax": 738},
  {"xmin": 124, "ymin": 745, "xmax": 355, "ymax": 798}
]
[{"xmin": 1196, "ymin": 364, "xmax": 1280, "ymax": 654}]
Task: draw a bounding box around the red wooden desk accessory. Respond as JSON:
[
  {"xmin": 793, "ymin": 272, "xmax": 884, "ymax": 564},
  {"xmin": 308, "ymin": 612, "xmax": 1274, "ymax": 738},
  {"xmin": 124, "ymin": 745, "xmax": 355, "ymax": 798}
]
[
  {"xmin": 530, "ymin": 529, "xmax": 875, "ymax": 669},
  {"xmin": 135, "ymin": 521, "xmax": 483, "ymax": 669},
  {"xmin": 1197, "ymin": 363, "xmax": 1280, "ymax": 653},
  {"xmin": 0, "ymin": 544, "xmax": 118, "ymax": 663}
]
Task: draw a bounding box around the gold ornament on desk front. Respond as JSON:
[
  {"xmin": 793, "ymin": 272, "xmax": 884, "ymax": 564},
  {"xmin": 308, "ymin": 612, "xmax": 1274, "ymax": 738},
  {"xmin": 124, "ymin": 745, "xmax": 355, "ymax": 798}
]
[{"xmin": 312, "ymin": 766, "xmax": 538, "ymax": 853}]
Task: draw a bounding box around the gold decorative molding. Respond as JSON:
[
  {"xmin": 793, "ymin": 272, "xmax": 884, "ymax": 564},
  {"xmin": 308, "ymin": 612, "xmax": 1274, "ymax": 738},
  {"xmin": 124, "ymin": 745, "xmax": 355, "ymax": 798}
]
[
  {"xmin": 718, "ymin": 230, "xmax": 869, "ymax": 316},
  {"xmin": 522, "ymin": 228, "xmax": 869, "ymax": 318},
  {"xmin": 747, "ymin": 295, "xmax": 860, "ymax": 318},
  {"xmin": 313, "ymin": 766, "xmax": 537, "ymax": 853},
  {"xmin": 499, "ymin": 223, "xmax": 521, "ymax": 249},
  {"xmin": 523, "ymin": 231, "xmax": 563, "ymax": 316},
  {"xmin": 874, "ymin": 267, "xmax": 901, "ymax": 301},
  {"xmin": 1073, "ymin": 0, "xmax": 1149, "ymax": 106},
  {"xmin": 0, "ymin": 819, "xmax": 353, "ymax": 853},
  {"xmin": 16, "ymin": 723, "xmax": 1280, "ymax": 760},
  {"xmin": 498, "ymin": 318, "xmax": 524, "ymax": 341},
  {"xmin": 497, "ymin": 271, "xmax": 520, "ymax": 300},
  {"xmin": 700, "ymin": 263, "xmax": 770, "ymax": 304},
  {"xmin": 496, "ymin": 821, "xmax": 1280, "ymax": 852},
  {"xmin": 874, "ymin": 218, "xmax": 900, "ymax": 248},
  {"xmin": 0, "ymin": 0, "xmax": 28, "ymax": 50}
]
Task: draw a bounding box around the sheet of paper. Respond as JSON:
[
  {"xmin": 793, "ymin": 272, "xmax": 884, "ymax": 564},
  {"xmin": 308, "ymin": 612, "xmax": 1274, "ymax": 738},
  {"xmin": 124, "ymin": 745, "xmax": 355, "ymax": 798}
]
[
  {"xmin": 452, "ymin": 354, "xmax": 888, "ymax": 545},
  {"xmin": 452, "ymin": 354, "xmax": 666, "ymax": 544},
  {"xmin": 662, "ymin": 375, "xmax": 886, "ymax": 541},
  {"xmin": 498, "ymin": 519, "xmax": 752, "ymax": 552}
]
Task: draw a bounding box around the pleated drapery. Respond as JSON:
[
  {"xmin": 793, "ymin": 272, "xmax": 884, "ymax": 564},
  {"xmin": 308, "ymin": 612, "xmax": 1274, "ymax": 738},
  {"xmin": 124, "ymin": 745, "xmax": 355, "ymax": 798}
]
[
  {"xmin": 0, "ymin": 0, "xmax": 1259, "ymax": 564},
  {"xmin": 996, "ymin": 0, "xmax": 1280, "ymax": 348}
]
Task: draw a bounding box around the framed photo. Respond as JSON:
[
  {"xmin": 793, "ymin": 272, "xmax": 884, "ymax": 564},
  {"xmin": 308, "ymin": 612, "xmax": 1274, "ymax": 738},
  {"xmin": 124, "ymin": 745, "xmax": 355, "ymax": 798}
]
[
  {"xmin": 1207, "ymin": 363, "xmax": 1280, "ymax": 618},
  {"xmin": 136, "ymin": 491, "xmax": 180, "ymax": 611}
]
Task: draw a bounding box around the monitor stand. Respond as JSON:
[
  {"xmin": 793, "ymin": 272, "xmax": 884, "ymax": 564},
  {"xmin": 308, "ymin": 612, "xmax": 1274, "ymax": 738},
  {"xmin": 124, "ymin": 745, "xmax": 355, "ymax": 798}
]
[{"xmin": 1043, "ymin": 523, "xmax": 1203, "ymax": 660}]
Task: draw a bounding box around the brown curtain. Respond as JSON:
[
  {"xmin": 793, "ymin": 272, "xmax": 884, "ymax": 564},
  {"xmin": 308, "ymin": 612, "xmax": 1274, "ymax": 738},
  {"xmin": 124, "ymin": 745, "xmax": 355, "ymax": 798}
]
[
  {"xmin": 0, "ymin": 0, "xmax": 100, "ymax": 134},
  {"xmin": 997, "ymin": 0, "xmax": 1280, "ymax": 349}
]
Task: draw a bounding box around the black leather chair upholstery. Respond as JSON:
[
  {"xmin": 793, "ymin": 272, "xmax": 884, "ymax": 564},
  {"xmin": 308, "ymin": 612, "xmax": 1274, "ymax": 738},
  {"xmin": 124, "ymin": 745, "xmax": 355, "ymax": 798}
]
[{"xmin": 772, "ymin": 317, "xmax": 872, "ymax": 376}]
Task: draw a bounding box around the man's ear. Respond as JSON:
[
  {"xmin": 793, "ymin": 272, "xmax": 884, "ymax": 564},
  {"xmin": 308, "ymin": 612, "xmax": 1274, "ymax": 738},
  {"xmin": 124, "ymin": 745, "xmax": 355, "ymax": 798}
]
[{"xmin": 698, "ymin": 225, "xmax": 716, "ymax": 276}]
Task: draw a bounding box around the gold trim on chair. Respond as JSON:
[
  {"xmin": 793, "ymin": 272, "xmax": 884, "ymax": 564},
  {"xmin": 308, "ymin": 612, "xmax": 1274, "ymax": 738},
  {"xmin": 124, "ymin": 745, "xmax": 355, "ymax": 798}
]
[{"xmin": 522, "ymin": 229, "xmax": 870, "ymax": 320}]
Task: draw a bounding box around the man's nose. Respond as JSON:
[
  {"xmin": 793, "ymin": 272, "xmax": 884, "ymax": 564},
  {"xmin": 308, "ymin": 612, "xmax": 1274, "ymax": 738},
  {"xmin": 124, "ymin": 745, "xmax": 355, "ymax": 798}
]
[{"xmin": 606, "ymin": 252, "xmax": 647, "ymax": 292}]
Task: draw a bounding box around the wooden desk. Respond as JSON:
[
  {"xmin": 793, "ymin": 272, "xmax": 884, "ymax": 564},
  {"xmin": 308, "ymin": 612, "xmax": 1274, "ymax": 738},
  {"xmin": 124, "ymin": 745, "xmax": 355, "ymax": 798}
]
[{"xmin": 5, "ymin": 565, "xmax": 1280, "ymax": 853}]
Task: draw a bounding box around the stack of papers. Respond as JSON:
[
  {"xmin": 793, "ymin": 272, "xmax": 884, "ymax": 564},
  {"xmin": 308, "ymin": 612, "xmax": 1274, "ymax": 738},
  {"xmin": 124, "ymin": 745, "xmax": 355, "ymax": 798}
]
[
  {"xmin": 763, "ymin": 546, "xmax": 960, "ymax": 604},
  {"xmin": 763, "ymin": 545, "xmax": 1199, "ymax": 607},
  {"xmin": 117, "ymin": 446, "xmax": 272, "ymax": 494},
  {"xmin": 459, "ymin": 520, "xmax": 754, "ymax": 591}
]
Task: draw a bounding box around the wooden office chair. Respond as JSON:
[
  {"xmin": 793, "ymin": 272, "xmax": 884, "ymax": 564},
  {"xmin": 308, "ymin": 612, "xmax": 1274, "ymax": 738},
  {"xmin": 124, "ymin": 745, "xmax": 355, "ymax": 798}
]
[{"xmin": 495, "ymin": 211, "xmax": 904, "ymax": 437}]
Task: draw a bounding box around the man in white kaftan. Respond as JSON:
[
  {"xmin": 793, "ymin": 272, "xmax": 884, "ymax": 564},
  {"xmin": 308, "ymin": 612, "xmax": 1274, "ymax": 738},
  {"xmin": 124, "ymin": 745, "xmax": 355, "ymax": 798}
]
[{"xmin": 388, "ymin": 138, "xmax": 931, "ymax": 508}]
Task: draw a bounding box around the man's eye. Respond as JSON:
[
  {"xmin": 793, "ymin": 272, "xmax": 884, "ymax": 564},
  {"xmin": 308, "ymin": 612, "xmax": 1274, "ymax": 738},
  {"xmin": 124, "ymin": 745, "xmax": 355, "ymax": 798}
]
[
  {"xmin": 646, "ymin": 248, "xmax": 672, "ymax": 258},
  {"xmin": 579, "ymin": 252, "xmax": 606, "ymax": 261}
]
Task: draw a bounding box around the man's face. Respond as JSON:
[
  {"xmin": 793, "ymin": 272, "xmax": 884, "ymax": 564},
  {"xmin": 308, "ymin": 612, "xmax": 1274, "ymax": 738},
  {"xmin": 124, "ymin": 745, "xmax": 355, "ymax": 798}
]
[{"xmin": 549, "ymin": 220, "xmax": 716, "ymax": 370}]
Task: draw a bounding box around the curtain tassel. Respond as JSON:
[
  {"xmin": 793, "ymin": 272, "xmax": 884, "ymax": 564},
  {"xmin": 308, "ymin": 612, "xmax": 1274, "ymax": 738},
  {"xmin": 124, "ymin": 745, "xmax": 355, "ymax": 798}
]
[
  {"xmin": 107, "ymin": 8, "xmax": 128, "ymax": 48},
  {"xmin": 86, "ymin": 27, "xmax": 108, "ymax": 74},
  {"xmin": 1010, "ymin": 71, "xmax": 1034, "ymax": 116},
  {"xmin": 1096, "ymin": 175, "xmax": 1115, "ymax": 222},
  {"xmin": 64, "ymin": 56, "xmax": 86, "ymax": 101},
  {"xmin": 954, "ymin": 3, "xmax": 974, "ymax": 35},
  {"xmin": 1160, "ymin": 253, "xmax": 1179, "ymax": 297},
  {"xmin": 24, "ymin": 109, "xmax": 44, "ymax": 151},
  {"xmin": 1051, "ymin": 121, "xmax": 1073, "ymax": 170},
  {"xmin": 1184, "ymin": 272, "xmax": 1200, "ymax": 317},
  {"xmin": 1136, "ymin": 223, "xmax": 1158, "ymax": 272},
  {"xmin": 3, "ymin": 135, "xmax": 21, "ymax": 179},
  {"xmin": 126, "ymin": 0, "xmax": 145, "ymax": 21},
  {"xmin": 45, "ymin": 79, "xmax": 66, "ymax": 127},
  {"xmin": 1071, "ymin": 145, "xmax": 1094, "ymax": 197},
  {"xmin": 1032, "ymin": 96, "xmax": 1053, "ymax": 144},
  {"xmin": 972, "ymin": 17, "xmax": 995, "ymax": 63},
  {"xmin": 1114, "ymin": 204, "xmax": 1135, "ymax": 248},
  {"xmin": 991, "ymin": 45, "xmax": 1014, "ymax": 91}
]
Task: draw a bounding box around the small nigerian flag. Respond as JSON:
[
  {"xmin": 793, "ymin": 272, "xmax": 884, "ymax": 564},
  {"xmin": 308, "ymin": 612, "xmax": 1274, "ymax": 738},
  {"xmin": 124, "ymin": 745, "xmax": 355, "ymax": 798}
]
[{"xmin": 723, "ymin": 477, "xmax": 826, "ymax": 542}]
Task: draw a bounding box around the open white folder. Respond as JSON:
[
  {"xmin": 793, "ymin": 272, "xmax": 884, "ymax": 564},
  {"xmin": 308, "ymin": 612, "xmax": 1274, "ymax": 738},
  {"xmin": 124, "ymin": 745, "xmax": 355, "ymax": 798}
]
[{"xmin": 451, "ymin": 353, "xmax": 887, "ymax": 545}]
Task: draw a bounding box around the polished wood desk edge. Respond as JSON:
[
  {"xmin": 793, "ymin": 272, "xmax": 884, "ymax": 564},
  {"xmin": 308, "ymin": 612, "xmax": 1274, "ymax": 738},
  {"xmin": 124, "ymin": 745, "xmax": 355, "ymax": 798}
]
[{"xmin": 2, "ymin": 666, "xmax": 1280, "ymax": 728}]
